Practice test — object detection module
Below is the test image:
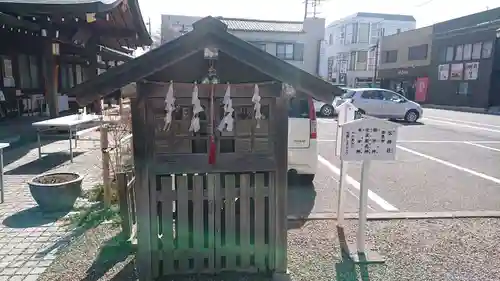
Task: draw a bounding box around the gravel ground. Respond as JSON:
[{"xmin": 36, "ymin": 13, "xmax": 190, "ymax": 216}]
[
  {"xmin": 37, "ymin": 224, "xmax": 136, "ymax": 281},
  {"xmin": 288, "ymin": 218, "xmax": 500, "ymax": 281},
  {"xmin": 38, "ymin": 218, "xmax": 500, "ymax": 281}
]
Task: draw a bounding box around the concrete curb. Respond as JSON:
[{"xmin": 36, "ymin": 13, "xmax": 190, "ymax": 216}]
[{"xmin": 288, "ymin": 210, "xmax": 500, "ymax": 221}]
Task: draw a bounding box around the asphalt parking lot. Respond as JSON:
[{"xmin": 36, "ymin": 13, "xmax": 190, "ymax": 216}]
[{"xmin": 291, "ymin": 108, "xmax": 500, "ymax": 217}]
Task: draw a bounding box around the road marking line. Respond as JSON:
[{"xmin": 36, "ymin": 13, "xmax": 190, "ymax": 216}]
[
  {"xmin": 425, "ymin": 116, "xmax": 500, "ymax": 129},
  {"xmin": 464, "ymin": 141, "xmax": 500, "ymax": 153},
  {"xmin": 323, "ymin": 169, "xmax": 376, "ymax": 211},
  {"xmin": 422, "ymin": 118, "xmax": 500, "ymax": 133},
  {"xmin": 317, "ymin": 155, "xmax": 398, "ymax": 211},
  {"xmin": 397, "ymin": 145, "xmax": 500, "ymax": 184},
  {"xmin": 318, "ymin": 139, "xmax": 500, "ymax": 144}
]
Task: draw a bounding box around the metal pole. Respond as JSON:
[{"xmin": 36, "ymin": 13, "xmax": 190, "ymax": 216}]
[
  {"xmin": 0, "ymin": 148, "xmax": 4, "ymax": 203},
  {"xmin": 337, "ymin": 160, "xmax": 347, "ymax": 225},
  {"xmin": 372, "ymin": 40, "xmax": 379, "ymax": 84},
  {"xmin": 357, "ymin": 160, "xmax": 371, "ymax": 253}
]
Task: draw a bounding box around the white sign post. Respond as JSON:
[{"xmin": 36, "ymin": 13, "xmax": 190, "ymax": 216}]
[
  {"xmin": 334, "ymin": 101, "xmax": 357, "ymax": 226},
  {"xmin": 337, "ymin": 116, "xmax": 399, "ymax": 263}
]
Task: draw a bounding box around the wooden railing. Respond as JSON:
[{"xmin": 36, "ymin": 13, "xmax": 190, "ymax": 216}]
[{"xmin": 117, "ymin": 170, "xmax": 137, "ymax": 240}]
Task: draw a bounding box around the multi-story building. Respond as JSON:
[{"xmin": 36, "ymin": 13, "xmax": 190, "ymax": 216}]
[
  {"xmin": 377, "ymin": 26, "xmax": 433, "ymax": 101},
  {"xmin": 161, "ymin": 15, "xmax": 325, "ymax": 75},
  {"xmin": 320, "ymin": 12, "xmax": 416, "ymax": 87},
  {"xmin": 428, "ymin": 8, "xmax": 500, "ymax": 108}
]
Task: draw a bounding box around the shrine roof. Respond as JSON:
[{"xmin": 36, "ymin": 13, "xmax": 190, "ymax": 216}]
[
  {"xmin": 69, "ymin": 16, "xmax": 343, "ymax": 106},
  {"xmin": 0, "ymin": 0, "xmax": 152, "ymax": 48}
]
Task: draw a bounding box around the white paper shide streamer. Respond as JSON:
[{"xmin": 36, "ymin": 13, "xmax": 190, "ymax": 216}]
[
  {"xmin": 163, "ymin": 81, "xmax": 175, "ymax": 131},
  {"xmin": 252, "ymin": 84, "xmax": 262, "ymax": 128},
  {"xmin": 189, "ymin": 82, "xmax": 204, "ymax": 133},
  {"xmin": 217, "ymin": 83, "xmax": 234, "ymax": 132}
]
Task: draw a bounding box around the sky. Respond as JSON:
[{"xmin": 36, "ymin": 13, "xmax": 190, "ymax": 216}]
[{"xmin": 138, "ymin": 0, "xmax": 500, "ymax": 32}]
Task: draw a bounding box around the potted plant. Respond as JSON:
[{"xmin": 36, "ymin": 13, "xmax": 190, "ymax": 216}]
[{"xmin": 28, "ymin": 172, "xmax": 83, "ymax": 212}]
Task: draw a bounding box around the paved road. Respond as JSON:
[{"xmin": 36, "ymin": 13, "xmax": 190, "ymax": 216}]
[{"xmin": 293, "ymin": 108, "xmax": 500, "ymax": 216}]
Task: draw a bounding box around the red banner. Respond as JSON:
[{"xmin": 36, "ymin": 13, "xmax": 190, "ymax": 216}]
[{"xmin": 415, "ymin": 77, "xmax": 429, "ymax": 102}]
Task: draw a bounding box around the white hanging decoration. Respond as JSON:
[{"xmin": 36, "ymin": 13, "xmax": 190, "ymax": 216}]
[
  {"xmin": 217, "ymin": 83, "xmax": 234, "ymax": 132},
  {"xmin": 252, "ymin": 84, "xmax": 262, "ymax": 128},
  {"xmin": 163, "ymin": 81, "xmax": 175, "ymax": 131},
  {"xmin": 189, "ymin": 82, "xmax": 204, "ymax": 133}
]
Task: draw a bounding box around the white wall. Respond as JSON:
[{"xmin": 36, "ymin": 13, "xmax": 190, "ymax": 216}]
[{"xmin": 320, "ymin": 14, "xmax": 416, "ymax": 85}]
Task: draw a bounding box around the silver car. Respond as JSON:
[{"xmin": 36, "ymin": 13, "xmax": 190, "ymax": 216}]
[
  {"xmin": 334, "ymin": 88, "xmax": 423, "ymax": 123},
  {"xmin": 314, "ymin": 87, "xmax": 353, "ymax": 117}
]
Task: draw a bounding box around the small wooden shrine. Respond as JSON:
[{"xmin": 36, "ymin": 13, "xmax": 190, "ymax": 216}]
[{"xmin": 69, "ymin": 16, "xmax": 342, "ymax": 281}]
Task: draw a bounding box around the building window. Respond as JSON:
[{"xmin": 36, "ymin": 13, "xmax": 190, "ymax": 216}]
[
  {"xmin": 349, "ymin": 51, "xmax": 356, "ymax": 70},
  {"xmin": 276, "ymin": 43, "xmax": 294, "ymax": 60},
  {"xmin": 438, "ymin": 47, "xmax": 447, "ymax": 62},
  {"xmin": 457, "ymin": 82, "xmax": 469, "ymax": 95},
  {"xmin": 463, "ymin": 44, "xmax": 472, "ymax": 61},
  {"xmin": 75, "ymin": 65, "xmax": 83, "ymax": 84},
  {"xmin": 328, "ymin": 34, "xmax": 333, "ymax": 45},
  {"xmin": 352, "ymin": 22, "xmax": 359, "ymax": 43},
  {"xmin": 455, "ymin": 45, "xmax": 464, "ymax": 61},
  {"xmin": 18, "ymin": 55, "xmax": 40, "ymax": 89},
  {"xmin": 250, "ymin": 42, "xmax": 266, "ymax": 51},
  {"xmin": 482, "ymin": 41, "xmax": 493, "ymax": 58},
  {"xmin": 356, "ymin": 51, "xmax": 368, "ymax": 71},
  {"xmin": 408, "ymin": 44, "xmax": 428, "ymax": 61},
  {"xmin": 383, "ymin": 50, "xmax": 398, "ymax": 63},
  {"xmin": 358, "ymin": 23, "xmax": 369, "ymax": 43},
  {"xmin": 378, "ymin": 27, "xmax": 385, "ymax": 37},
  {"xmin": 472, "ymin": 42, "xmax": 482, "ymax": 59},
  {"xmin": 445, "ymin": 46, "xmax": 454, "ymax": 62}
]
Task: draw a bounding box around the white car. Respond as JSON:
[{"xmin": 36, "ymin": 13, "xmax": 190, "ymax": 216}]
[
  {"xmin": 335, "ymin": 88, "xmax": 423, "ymax": 122},
  {"xmin": 313, "ymin": 87, "xmax": 351, "ymax": 117},
  {"xmin": 288, "ymin": 95, "xmax": 317, "ymax": 183}
]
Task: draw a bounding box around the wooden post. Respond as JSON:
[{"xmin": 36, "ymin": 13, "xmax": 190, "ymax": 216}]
[
  {"xmin": 117, "ymin": 172, "xmax": 131, "ymax": 238},
  {"xmin": 42, "ymin": 41, "xmax": 59, "ymax": 118},
  {"xmin": 100, "ymin": 125, "xmax": 111, "ymax": 207},
  {"xmin": 273, "ymin": 91, "xmax": 289, "ymax": 274}
]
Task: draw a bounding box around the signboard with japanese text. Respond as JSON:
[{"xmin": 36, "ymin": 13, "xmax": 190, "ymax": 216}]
[
  {"xmin": 438, "ymin": 64, "xmax": 449, "ymax": 80},
  {"xmin": 450, "ymin": 63, "xmax": 464, "ymax": 80},
  {"xmin": 338, "ymin": 117, "xmax": 399, "ymax": 161},
  {"xmin": 465, "ymin": 62, "xmax": 479, "ymax": 80}
]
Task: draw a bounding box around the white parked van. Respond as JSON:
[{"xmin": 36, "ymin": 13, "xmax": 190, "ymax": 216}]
[{"xmin": 288, "ymin": 95, "xmax": 317, "ymax": 183}]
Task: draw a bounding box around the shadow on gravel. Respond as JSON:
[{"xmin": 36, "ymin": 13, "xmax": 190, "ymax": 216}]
[
  {"xmin": 287, "ymin": 177, "xmax": 316, "ymax": 230},
  {"xmin": 335, "ymin": 252, "xmax": 371, "ymax": 281},
  {"xmin": 82, "ymin": 231, "xmax": 134, "ymax": 281}
]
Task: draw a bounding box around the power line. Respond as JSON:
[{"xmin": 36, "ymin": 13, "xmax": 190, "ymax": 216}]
[{"xmin": 415, "ymin": 0, "xmax": 435, "ymax": 8}]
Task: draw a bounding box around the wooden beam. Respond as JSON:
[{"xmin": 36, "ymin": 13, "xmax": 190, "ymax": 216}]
[{"xmin": 0, "ymin": 12, "xmax": 40, "ymax": 31}]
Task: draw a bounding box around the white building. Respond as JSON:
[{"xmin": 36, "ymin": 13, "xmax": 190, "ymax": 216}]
[
  {"xmin": 161, "ymin": 15, "xmax": 326, "ymax": 75},
  {"xmin": 320, "ymin": 12, "xmax": 416, "ymax": 87}
]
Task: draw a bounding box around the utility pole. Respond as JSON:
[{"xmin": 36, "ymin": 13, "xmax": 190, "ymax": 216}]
[{"xmin": 372, "ymin": 39, "xmax": 379, "ymax": 85}]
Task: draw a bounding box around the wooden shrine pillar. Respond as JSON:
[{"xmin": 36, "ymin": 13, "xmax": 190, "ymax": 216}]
[
  {"xmin": 42, "ymin": 40, "xmax": 60, "ymax": 118},
  {"xmin": 84, "ymin": 39, "xmax": 102, "ymax": 114}
]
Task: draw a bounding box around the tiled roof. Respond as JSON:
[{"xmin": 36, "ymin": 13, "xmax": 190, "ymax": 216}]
[
  {"xmin": 219, "ymin": 17, "xmax": 304, "ymax": 33},
  {"xmin": 354, "ymin": 12, "xmax": 415, "ymax": 22}
]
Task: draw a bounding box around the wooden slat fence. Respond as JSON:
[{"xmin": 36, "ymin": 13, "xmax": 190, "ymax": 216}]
[
  {"xmin": 117, "ymin": 170, "xmax": 137, "ymax": 240},
  {"xmin": 150, "ymin": 171, "xmax": 276, "ymax": 278}
]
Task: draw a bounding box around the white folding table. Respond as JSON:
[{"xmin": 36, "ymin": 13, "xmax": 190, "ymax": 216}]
[
  {"xmin": 0, "ymin": 142, "xmax": 9, "ymax": 203},
  {"xmin": 32, "ymin": 114, "xmax": 101, "ymax": 163}
]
